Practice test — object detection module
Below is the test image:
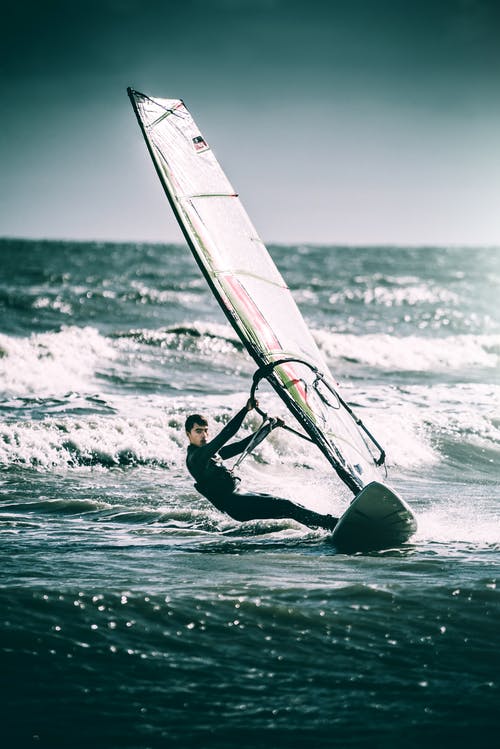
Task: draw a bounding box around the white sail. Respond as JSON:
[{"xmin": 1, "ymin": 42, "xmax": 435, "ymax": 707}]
[{"xmin": 128, "ymin": 89, "xmax": 383, "ymax": 493}]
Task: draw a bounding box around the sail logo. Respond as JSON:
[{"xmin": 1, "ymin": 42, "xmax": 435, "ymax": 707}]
[{"xmin": 192, "ymin": 135, "xmax": 209, "ymax": 153}]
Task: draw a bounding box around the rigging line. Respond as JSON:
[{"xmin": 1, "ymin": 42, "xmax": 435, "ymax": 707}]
[
  {"xmin": 231, "ymin": 417, "xmax": 276, "ymax": 471},
  {"xmin": 313, "ymin": 376, "xmax": 341, "ymax": 410},
  {"xmin": 331, "ymin": 390, "xmax": 386, "ymax": 467},
  {"xmin": 252, "ymin": 357, "xmax": 386, "ymax": 467},
  {"xmin": 279, "ymin": 423, "xmax": 315, "ymax": 444}
]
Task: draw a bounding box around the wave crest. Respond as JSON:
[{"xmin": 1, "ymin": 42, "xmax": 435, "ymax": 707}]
[
  {"xmin": 0, "ymin": 326, "xmax": 116, "ymax": 397},
  {"xmin": 315, "ymin": 331, "xmax": 500, "ymax": 373}
]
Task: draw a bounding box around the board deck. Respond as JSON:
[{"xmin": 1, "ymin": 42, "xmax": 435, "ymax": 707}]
[{"xmin": 331, "ymin": 481, "xmax": 417, "ymax": 553}]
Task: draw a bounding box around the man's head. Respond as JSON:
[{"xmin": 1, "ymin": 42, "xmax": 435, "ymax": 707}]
[{"xmin": 185, "ymin": 414, "xmax": 209, "ymax": 446}]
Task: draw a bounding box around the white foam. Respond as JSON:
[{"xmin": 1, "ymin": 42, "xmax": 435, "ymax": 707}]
[
  {"xmin": 416, "ymin": 501, "xmax": 500, "ymax": 547},
  {"xmin": 0, "ymin": 413, "xmax": 185, "ymax": 470},
  {"xmin": 314, "ymin": 331, "xmax": 500, "ymax": 372},
  {"xmin": 0, "ymin": 326, "xmax": 116, "ymax": 397}
]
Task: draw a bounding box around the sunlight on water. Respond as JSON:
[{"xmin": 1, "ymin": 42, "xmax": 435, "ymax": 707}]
[
  {"xmin": 1, "ymin": 241, "xmax": 499, "ymax": 747},
  {"xmin": 417, "ymin": 499, "xmax": 500, "ymax": 548}
]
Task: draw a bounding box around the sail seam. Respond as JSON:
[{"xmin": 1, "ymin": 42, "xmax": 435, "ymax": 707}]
[
  {"xmin": 215, "ymin": 270, "xmax": 288, "ymax": 289},
  {"xmin": 180, "ymin": 193, "xmax": 239, "ymax": 199}
]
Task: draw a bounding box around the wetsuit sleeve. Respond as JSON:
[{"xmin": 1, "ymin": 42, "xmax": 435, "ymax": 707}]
[
  {"xmin": 219, "ymin": 417, "xmax": 276, "ymax": 460},
  {"xmin": 219, "ymin": 433, "xmax": 255, "ymax": 460}
]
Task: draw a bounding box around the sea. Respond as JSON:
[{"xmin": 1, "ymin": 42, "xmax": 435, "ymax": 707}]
[{"xmin": 0, "ymin": 238, "xmax": 498, "ymax": 748}]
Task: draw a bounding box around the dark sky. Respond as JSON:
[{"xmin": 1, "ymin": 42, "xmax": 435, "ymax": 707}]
[{"xmin": 1, "ymin": 0, "xmax": 499, "ymax": 244}]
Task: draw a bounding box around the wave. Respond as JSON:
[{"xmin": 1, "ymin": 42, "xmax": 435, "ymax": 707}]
[
  {"xmin": 0, "ymin": 326, "xmax": 116, "ymax": 397},
  {"xmin": 1, "ymin": 323, "xmax": 498, "ymax": 408},
  {"xmin": 113, "ymin": 321, "xmax": 244, "ymax": 352},
  {"xmin": 1, "ymin": 383, "xmax": 498, "ymax": 488},
  {"xmin": 0, "ymin": 323, "xmax": 250, "ymax": 400},
  {"xmin": 1, "ymin": 321, "xmax": 498, "ymax": 483},
  {"xmin": 328, "ymin": 277, "xmax": 461, "ymax": 308},
  {"xmin": 315, "ymin": 330, "xmax": 500, "ymax": 374},
  {"xmin": 0, "ymin": 414, "xmax": 184, "ymax": 470}
]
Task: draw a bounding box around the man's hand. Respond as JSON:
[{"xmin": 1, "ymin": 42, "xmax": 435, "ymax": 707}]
[{"xmin": 246, "ymin": 397, "xmax": 258, "ymax": 411}]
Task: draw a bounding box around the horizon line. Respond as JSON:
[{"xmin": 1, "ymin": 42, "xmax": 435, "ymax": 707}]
[{"xmin": 2, "ymin": 235, "xmax": 499, "ymax": 251}]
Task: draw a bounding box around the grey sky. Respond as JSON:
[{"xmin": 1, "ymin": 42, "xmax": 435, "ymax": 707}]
[{"xmin": 1, "ymin": 0, "xmax": 499, "ymax": 245}]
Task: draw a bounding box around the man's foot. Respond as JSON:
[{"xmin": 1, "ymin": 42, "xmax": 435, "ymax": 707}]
[
  {"xmin": 297, "ymin": 508, "xmax": 338, "ymax": 531},
  {"xmin": 322, "ymin": 514, "xmax": 338, "ymax": 531}
]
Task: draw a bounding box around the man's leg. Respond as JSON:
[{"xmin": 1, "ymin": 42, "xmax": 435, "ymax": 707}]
[{"xmin": 217, "ymin": 491, "xmax": 337, "ymax": 531}]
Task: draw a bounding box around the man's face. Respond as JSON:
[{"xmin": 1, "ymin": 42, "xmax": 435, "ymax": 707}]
[{"xmin": 187, "ymin": 422, "xmax": 209, "ymax": 447}]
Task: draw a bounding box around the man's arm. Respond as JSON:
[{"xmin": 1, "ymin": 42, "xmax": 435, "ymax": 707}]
[
  {"xmin": 219, "ymin": 432, "xmax": 255, "ymax": 460},
  {"xmin": 220, "ymin": 411, "xmax": 282, "ymax": 460},
  {"xmin": 194, "ymin": 400, "xmax": 254, "ymax": 466}
]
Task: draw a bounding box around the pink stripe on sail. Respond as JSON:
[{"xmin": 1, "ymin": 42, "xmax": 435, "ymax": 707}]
[{"xmin": 224, "ymin": 276, "xmax": 309, "ymax": 405}]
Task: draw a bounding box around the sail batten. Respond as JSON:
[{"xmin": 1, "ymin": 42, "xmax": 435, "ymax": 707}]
[
  {"xmin": 182, "ymin": 194, "xmax": 239, "ymax": 199},
  {"xmin": 128, "ymin": 87, "xmax": 384, "ymax": 494}
]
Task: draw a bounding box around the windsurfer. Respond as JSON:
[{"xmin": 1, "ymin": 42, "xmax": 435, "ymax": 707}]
[{"xmin": 185, "ymin": 400, "xmax": 338, "ymax": 531}]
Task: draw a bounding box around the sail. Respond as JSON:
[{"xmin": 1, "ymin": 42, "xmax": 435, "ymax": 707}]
[{"xmin": 128, "ymin": 88, "xmax": 383, "ymax": 494}]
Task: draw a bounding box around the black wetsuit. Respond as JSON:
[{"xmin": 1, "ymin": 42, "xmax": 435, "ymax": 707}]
[{"xmin": 186, "ymin": 406, "xmax": 337, "ymax": 531}]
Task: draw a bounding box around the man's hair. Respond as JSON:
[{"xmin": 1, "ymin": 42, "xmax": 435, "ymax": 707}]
[{"xmin": 185, "ymin": 413, "xmax": 208, "ymax": 432}]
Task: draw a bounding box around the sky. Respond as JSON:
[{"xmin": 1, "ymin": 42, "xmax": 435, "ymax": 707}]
[{"xmin": 1, "ymin": 0, "xmax": 499, "ymax": 246}]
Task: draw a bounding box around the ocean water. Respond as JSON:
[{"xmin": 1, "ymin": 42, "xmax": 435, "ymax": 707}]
[{"xmin": 0, "ymin": 238, "xmax": 498, "ymax": 748}]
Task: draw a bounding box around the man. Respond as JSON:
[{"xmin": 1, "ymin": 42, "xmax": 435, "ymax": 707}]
[{"xmin": 185, "ymin": 399, "xmax": 338, "ymax": 531}]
